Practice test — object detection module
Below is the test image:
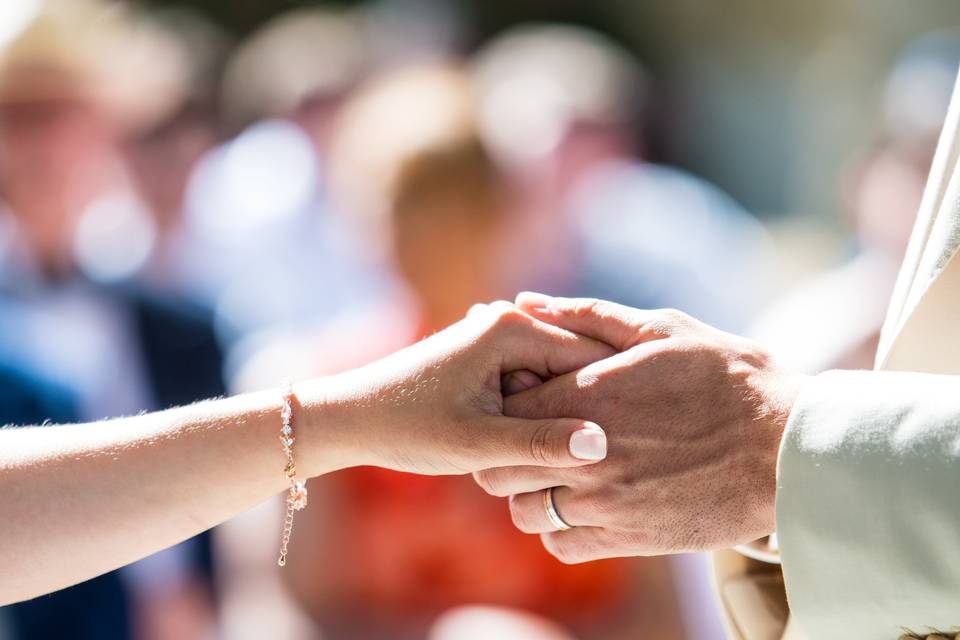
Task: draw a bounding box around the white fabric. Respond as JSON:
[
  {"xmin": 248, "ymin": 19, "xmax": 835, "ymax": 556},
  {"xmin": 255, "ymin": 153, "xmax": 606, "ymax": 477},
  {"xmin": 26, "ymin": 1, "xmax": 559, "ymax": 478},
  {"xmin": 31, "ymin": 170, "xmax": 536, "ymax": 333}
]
[
  {"xmin": 776, "ymin": 67, "xmax": 960, "ymax": 638},
  {"xmin": 878, "ymin": 70, "xmax": 960, "ymax": 364},
  {"xmin": 777, "ymin": 371, "xmax": 960, "ymax": 637}
]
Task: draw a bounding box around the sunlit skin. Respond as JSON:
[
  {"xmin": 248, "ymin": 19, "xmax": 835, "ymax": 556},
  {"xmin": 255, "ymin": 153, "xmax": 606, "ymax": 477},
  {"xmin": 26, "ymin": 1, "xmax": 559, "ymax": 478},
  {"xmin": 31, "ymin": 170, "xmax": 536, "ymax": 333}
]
[
  {"xmin": 280, "ymin": 161, "xmax": 617, "ymax": 638},
  {"xmin": 0, "ymin": 305, "xmax": 612, "ymax": 605},
  {"xmin": 476, "ymin": 293, "xmax": 806, "ymax": 563}
]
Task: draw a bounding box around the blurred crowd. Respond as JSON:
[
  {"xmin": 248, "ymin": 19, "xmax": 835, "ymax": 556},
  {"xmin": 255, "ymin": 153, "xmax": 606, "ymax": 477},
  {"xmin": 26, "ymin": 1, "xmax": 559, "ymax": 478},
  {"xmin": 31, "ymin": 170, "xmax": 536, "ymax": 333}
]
[{"xmin": 0, "ymin": 1, "xmax": 956, "ymax": 639}]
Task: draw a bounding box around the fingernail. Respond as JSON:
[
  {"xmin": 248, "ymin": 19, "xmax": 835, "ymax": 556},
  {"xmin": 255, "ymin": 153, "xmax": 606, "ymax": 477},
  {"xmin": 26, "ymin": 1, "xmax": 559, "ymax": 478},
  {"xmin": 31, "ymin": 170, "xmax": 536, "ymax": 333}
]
[
  {"xmin": 516, "ymin": 291, "xmax": 552, "ymax": 311},
  {"xmin": 569, "ymin": 423, "xmax": 607, "ymax": 460}
]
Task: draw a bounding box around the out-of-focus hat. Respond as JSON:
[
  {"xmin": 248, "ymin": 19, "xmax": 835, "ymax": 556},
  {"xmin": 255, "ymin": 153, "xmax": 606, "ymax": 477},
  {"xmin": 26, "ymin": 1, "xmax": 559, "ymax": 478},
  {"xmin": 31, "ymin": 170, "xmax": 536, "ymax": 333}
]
[
  {"xmin": 326, "ymin": 63, "xmax": 480, "ymax": 227},
  {"xmin": 471, "ymin": 24, "xmax": 648, "ymax": 164},
  {"xmin": 0, "ymin": 0, "xmax": 188, "ymax": 131},
  {"xmin": 220, "ymin": 7, "xmax": 370, "ymax": 128}
]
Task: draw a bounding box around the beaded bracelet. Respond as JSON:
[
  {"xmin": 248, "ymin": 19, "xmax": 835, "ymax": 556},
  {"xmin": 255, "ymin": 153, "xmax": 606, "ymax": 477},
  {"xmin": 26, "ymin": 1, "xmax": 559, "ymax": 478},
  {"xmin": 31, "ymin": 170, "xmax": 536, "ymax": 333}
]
[{"xmin": 277, "ymin": 379, "xmax": 308, "ymax": 567}]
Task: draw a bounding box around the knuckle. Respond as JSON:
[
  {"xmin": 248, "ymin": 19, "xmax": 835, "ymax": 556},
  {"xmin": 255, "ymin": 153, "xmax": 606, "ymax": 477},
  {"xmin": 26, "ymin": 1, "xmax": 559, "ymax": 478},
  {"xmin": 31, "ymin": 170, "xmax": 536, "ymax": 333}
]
[
  {"xmin": 485, "ymin": 305, "xmax": 527, "ymax": 333},
  {"xmin": 658, "ymin": 308, "xmax": 690, "ymax": 327},
  {"xmin": 466, "ymin": 303, "xmax": 488, "ymax": 318},
  {"xmin": 497, "ymin": 308, "xmax": 526, "ymax": 327},
  {"xmin": 527, "ymin": 421, "xmax": 557, "ymax": 466},
  {"xmin": 545, "ymin": 536, "xmax": 583, "ymax": 564},
  {"xmin": 472, "ymin": 470, "xmax": 502, "ymax": 496},
  {"xmin": 509, "ymin": 499, "xmax": 538, "ymax": 533},
  {"xmin": 571, "ymin": 298, "xmax": 602, "ymax": 319},
  {"xmin": 639, "ymin": 308, "xmax": 688, "ymax": 340}
]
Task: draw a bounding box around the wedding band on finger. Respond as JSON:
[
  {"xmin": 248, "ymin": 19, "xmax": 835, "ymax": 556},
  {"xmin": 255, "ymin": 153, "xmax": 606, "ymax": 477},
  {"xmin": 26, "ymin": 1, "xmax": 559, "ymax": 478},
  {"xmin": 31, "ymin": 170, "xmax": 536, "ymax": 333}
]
[{"xmin": 543, "ymin": 487, "xmax": 573, "ymax": 531}]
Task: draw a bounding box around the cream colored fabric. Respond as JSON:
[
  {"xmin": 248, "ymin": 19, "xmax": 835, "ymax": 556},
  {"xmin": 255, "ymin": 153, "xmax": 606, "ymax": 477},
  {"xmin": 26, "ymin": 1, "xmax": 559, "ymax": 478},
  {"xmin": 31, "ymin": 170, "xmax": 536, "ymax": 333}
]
[
  {"xmin": 777, "ymin": 371, "xmax": 960, "ymax": 637},
  {"xmin": 878, "ymin": 71, "xmax": 960, "ymax": 364},
  {"xmin": 775, "ymin": 67, "xmax": 960, "ymax": 639}
]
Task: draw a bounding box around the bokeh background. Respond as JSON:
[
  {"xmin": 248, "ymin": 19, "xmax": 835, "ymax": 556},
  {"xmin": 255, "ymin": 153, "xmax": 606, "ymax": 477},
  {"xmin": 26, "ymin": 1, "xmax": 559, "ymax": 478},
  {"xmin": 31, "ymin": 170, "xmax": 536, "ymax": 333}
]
[{"xmin": 1, "ymin": 1, "xmax": 958, "ymax": 639}]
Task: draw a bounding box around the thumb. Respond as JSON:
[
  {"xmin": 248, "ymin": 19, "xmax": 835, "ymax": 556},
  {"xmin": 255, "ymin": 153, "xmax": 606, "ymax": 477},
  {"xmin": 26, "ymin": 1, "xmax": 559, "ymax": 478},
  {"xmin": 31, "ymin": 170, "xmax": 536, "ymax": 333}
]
[{"xmin": 474, "ymin": 416, "xmax": 607, "ymax": 470}]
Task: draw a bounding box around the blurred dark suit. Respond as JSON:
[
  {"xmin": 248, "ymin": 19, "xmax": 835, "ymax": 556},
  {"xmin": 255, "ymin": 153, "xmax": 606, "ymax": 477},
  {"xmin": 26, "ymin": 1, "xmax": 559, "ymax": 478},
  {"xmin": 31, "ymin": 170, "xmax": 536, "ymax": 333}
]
[
  {"xmin": 0, "ymin": 291, "xmax": 225, "ymax": 640},
  {"xmin": 0, "ymin": 364, "xmax": 131, "ymax": 639}
]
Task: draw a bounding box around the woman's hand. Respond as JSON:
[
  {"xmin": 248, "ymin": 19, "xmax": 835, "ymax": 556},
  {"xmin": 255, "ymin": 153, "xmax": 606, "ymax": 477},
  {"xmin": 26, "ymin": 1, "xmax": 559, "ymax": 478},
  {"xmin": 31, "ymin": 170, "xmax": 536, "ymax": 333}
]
[
  {"xmin": 0, "ymin": 301, "xmax": 613, "ymax": 604},
  {"xmin": 301, "ymin": 302, "xmax": 616, "ymax": 477}
]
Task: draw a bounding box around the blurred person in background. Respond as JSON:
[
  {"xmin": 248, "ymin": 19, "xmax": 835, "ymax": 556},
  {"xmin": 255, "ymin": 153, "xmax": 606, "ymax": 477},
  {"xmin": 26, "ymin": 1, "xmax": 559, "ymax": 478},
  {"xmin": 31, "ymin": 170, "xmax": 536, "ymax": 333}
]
[
  {"xmin": 471, "ymin": 24, "xmax": 776, "ymax": 334},
  {"xmin": 473, "ymin": 24, "xmax": 773, "ymax": 638},
  {"xmin": 0, "ymin": 2, "xmax": 225, "ymax": 638},
  {"xmin": 180, "ymin": 4, "xmax": 458, "ymax": 352},
  {"xmin": 123, "ymin": 8, "xmax": 229, "ymax": 300},
  {"xmin": 196, "ymin": 10, "xmax": 468, "ymax": 638},
  {"xmin": 173, "ymin": 6, "xmax": 378, "ymax": 341},
  {"xmin": 223, "ymin": 64, "xmax": 685, "ymax": 640},
  {"xmin": 751, "ymin": 29, "xmax": 960, "ymax": 373}
]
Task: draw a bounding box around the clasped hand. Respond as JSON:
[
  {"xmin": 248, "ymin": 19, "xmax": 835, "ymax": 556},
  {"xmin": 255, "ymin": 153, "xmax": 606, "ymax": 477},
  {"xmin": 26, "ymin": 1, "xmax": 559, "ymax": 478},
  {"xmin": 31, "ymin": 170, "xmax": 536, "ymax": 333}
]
[
  {"xmin": 473, "ymin": 293, "xmax": 805, "ymax": 563},
  {"xmin": 333, "ymin": 292, "xmax": 803, "ymax": 564}
]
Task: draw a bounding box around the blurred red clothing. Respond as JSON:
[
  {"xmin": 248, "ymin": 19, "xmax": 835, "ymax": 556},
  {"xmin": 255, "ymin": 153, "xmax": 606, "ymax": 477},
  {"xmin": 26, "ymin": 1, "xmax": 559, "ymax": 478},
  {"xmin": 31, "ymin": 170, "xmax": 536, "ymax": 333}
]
[
  {"xmin": 328, "ymin": 467, "xmax": 626, "ymax": 619},
  {"xmin": 296, "ymin": 310, "xmax": 630, "ymax": 627}
]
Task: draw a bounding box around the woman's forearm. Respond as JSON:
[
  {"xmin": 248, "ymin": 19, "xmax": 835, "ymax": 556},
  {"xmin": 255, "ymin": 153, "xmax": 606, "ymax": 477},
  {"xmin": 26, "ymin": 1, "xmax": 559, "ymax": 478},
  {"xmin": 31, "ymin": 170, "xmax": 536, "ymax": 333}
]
[
  {"xmin": 0, "ymin": 306, "xmax": 612, "ymax": 605},
  {"xmin": 0, "ymin": 379, "xmax": 355, "ymax": 605}
]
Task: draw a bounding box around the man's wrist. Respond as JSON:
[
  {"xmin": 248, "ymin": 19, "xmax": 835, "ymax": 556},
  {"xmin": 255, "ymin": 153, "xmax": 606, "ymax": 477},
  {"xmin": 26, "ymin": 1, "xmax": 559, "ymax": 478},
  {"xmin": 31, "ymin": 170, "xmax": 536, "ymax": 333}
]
[
  {"xmin": 756, "ymin": 371, "xmax": 809, "ymax": 534},
  {"xmin": 771, "ymin": 372, "xmax": 809, "ymax": 440}
]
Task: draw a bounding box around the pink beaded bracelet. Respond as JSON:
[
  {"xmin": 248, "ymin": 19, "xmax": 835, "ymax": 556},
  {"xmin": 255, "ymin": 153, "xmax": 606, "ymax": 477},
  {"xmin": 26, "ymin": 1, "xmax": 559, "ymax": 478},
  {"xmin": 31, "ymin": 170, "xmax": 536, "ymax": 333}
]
[{"xmin": 277, "ymin": 380, "xmax": 308, "ymax": 567}]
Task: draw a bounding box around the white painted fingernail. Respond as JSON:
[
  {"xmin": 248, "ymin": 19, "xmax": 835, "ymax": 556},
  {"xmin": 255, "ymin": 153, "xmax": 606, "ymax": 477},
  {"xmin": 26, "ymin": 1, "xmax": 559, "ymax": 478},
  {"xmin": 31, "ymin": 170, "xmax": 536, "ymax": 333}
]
[{"xmin": 569, "ymin": 423, "xmax": 607, "ymax": 460}]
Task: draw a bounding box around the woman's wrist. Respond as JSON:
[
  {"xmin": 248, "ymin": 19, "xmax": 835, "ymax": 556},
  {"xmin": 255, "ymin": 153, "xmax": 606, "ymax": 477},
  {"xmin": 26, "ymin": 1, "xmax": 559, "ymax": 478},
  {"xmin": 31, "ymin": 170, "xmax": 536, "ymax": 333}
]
[{"xmin": 294, "ymin": 374, "xmax": 374, "ymax": 477}]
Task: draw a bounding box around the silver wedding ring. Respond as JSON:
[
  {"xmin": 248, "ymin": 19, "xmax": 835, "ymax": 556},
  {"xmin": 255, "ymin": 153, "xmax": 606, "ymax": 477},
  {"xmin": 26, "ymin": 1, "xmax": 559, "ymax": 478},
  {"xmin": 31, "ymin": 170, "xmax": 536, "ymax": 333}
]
[{"xmin": 543, "ymin": 487, "xmax": 572, "ymax": 531}]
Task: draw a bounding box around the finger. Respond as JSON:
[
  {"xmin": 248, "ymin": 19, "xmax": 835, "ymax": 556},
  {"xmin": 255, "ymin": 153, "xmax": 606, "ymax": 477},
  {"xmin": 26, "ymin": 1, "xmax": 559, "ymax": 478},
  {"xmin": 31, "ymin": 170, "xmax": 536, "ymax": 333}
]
[
  {"xmin": 472, "ymin": 417, "xmax": 607, "ymax": 470},
  {"xmin": 493, "ymin": 311, "xmax": 617, "ymax": 379},
  {"xmin": 540, "ymin": 527, "xmax": 616, "ymax": 564},
  {"xmin": 473, "ymin": 464, "xmax": 565, "ymax": 497},
  {"xmin": 467, "ymin": 303, "xmax": 489, "ymax": 318},
  {"xmin": 501, "ymin": 370, "xmax": 543, "ymax": 396},
  {"xmin": 507, "ymin": 486, "xmax": 586, "ymax": 533},
  {"xmin": 514, "ymin": 293, "xmax": 676, "ymax": 351},
  {"xmin": 503, "ymin": 371, "xmax": 581, "ymax": 421}
]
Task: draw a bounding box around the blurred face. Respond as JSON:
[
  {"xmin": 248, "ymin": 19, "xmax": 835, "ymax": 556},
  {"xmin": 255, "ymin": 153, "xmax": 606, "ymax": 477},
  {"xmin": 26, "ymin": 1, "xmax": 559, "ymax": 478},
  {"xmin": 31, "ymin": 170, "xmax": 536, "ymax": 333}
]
[
  {"xmin": 391, "ymin": 188, "xmax": 505, "ymax": 329},
  {"xmin": 557, "ymin": 121, "xmax": 635, "ymax": 186},
  {"xmin": 0, "ymin": 98, "xmax": 117, "ymax": 273},
  {"xmin": 294, "ymin": 93, "xmax": 346, "ymax": 160},
  {"xmin": 127, "ymin": 110, "xmax": 216, "ymax": 234}
]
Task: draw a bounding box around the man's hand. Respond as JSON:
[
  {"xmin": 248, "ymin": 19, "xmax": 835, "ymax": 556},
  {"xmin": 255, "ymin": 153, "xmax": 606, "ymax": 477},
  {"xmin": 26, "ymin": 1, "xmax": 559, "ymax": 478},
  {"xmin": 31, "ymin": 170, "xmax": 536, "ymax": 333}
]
[{"xmin": 473, "ymin": 294, "xmax": 806, "ymax": 563}]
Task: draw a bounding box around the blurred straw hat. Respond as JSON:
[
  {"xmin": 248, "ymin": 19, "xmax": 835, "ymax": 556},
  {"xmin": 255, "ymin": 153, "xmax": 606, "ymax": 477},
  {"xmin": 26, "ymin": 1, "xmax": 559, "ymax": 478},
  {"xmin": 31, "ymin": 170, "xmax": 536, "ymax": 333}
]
[
  {"xmin": 325, "ymin": 63, "xmax": 480, "ymax": 227},
  {"xmin": 221, "ymin": 6, "xmax": 370, "ymax": 128},
  {"xmin": 471, "ymin": 24, "xmax": 648, "ymax": 164},
  {"xmin": 0, "ymin": 0, "xmax": 188, "ymax": 131}
]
